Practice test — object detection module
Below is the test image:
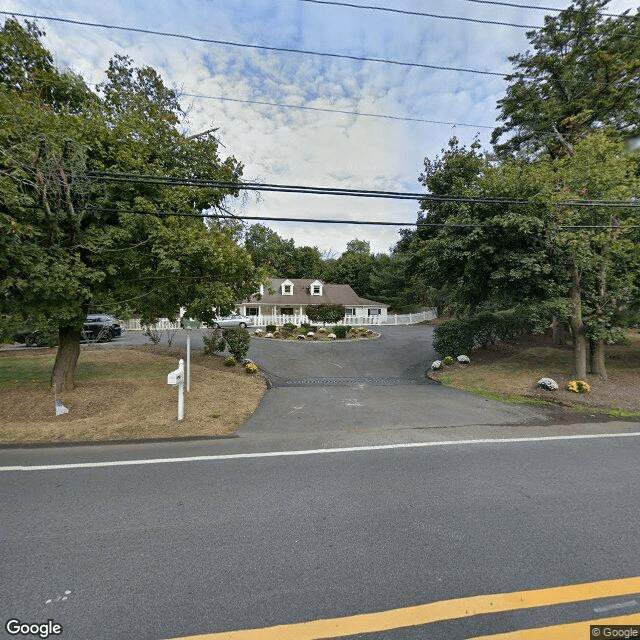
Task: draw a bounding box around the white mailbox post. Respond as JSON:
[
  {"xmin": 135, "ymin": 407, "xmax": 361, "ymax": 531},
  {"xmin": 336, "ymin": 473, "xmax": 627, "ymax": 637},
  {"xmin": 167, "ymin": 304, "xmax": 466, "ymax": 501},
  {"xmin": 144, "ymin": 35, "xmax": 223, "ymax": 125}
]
[
  {"xmin": 180, "ymin": 318, "xmax": 202, "ymax": 393},
  {"xmin": 167, "ymin": 358, "xmax": 185, "ymax": 421}
]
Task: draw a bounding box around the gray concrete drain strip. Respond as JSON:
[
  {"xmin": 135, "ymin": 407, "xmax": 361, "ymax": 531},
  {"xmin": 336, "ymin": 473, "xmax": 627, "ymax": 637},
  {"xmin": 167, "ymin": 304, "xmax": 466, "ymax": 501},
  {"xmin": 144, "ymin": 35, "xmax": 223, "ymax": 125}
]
[{"xmin": 274, "ymin": 376, "xmax": 424, "ymax": 387}]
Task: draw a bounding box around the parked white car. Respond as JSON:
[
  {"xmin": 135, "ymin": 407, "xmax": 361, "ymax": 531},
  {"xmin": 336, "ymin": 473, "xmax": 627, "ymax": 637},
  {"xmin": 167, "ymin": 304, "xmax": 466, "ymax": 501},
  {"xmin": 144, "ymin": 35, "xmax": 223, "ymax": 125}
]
[{"xmin": 211, "ymin": 313, "xmax": 253, "ymax": 329}]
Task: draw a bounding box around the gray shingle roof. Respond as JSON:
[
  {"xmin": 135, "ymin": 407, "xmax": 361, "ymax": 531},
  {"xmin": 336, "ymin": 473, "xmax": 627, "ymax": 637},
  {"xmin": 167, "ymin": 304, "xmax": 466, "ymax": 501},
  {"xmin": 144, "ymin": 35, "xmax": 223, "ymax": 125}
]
[{"xmin": 244, "ymin": 278, "xmax": 388, "ymax": 307}]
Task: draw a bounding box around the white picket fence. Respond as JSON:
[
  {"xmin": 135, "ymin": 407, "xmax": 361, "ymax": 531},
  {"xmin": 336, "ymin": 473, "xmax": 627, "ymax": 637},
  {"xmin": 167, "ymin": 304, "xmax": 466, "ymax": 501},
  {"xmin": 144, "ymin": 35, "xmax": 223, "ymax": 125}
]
[{"xmin": 123, "ymin": 309, "xmax": 436, "ymax": 331}]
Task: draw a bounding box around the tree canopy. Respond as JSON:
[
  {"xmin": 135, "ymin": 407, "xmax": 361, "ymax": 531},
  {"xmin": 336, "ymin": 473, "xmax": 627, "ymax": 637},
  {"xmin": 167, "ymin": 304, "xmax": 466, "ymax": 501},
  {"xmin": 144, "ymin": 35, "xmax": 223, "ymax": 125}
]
[
  {"xmin": 0, "ymin": 18, "xmax": 265, "ymax": 390},
  {"xmin": 492, "ymin": 0, "xmax": 640, "ymax": 158}
]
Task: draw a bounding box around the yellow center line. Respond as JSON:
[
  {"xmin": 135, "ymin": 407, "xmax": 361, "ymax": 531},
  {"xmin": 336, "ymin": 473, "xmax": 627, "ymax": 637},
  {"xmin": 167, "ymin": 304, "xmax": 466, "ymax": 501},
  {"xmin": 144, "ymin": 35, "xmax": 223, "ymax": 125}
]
[
  {"xmin": 169, "ymin": 576, "xmax": 640, "ymax": 640},
  {"xmin": 468, "ymin": 612, "xmax": 640, "ymax": 639}
]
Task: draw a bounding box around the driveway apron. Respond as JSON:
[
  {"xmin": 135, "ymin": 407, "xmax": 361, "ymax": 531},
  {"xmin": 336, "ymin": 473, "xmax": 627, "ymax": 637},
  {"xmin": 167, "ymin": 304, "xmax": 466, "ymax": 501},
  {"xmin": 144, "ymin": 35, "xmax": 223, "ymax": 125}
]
[{"xmin": 240, "ymin": 326, "xmax": 551, "ymax": 449}]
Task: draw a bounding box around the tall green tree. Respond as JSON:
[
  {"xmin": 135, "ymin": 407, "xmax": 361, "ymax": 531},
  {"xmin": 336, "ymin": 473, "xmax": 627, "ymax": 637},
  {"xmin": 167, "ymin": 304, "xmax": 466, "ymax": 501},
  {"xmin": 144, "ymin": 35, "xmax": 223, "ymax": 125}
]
[
  {"xmin": 243, "ymin": 223, "xmax": 325, "ymax": 279},
  {"xmin": 0, "ymin": 19, "xmax": 264, "ymax": 391},
  {"xmin": 411, "ymin": 134, "xmax": 638, "ymax": 379},
  {"xmin": 324, "ymin": 239, "xmax": 377, "ymax": 298},
  {"xmin": 492, "ymin": 0, "xmax": 640, "ymax": 158}
]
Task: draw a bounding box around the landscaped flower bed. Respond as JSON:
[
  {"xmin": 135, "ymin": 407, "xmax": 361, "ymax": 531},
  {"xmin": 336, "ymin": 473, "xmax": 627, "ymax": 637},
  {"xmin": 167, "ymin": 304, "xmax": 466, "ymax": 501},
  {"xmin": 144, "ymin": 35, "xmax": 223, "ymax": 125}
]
[{"xmin": 253, "ymin": 325, "xmax": 379, "ymax": 341}]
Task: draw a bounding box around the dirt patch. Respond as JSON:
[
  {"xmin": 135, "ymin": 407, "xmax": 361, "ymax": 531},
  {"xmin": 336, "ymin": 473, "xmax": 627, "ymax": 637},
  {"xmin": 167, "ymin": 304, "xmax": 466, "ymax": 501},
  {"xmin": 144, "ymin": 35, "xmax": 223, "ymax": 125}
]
[
  {"xmin": 428, "ymin": 331, "xmax": 640, "ymax": 415},
  {"xmin": 0, "ymin": 345, "xmax": 266, "ymax": 444}
]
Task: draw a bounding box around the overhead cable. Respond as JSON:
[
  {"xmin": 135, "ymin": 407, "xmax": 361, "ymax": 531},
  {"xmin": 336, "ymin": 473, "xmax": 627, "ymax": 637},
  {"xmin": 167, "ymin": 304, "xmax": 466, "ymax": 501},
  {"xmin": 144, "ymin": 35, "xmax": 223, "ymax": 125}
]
[
  {"xmin": 84, "ymin": 207, "xmax": 640, "ymax": 229},
  {"xmin": 462, "ymin": 0, "xmax": 623, "ymax": 18},
  {"xmin": 296, "ymin": 0, "xmax": 538, "ymax": 28},
  {"xmin": 88, "ymin": 172, "xmax": 640, "ymax": 208},
  {"xmin": 181, "ymin": 92, "xmax": 495, "ymax": 129},
  {"xmin": 0, "ymin": 11, "xmax": 507, "ymax": 77},
  {"xmin": 3, "ymin": 11, "xmax": 632, "ymax": 87}
]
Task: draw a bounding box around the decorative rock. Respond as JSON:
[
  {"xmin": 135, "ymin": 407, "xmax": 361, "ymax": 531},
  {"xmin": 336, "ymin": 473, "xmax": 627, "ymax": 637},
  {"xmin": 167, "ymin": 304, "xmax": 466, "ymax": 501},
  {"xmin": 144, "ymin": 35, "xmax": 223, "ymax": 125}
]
[
  {"xmin": 318, "ymin": 327, "xmax": 327, "ymax": 333},
  {"xmin": 307, "ymin": 331, "xmax": 315, "ymax": 337},
  {"xmin": 254, "ymin": 329, "xmax": 263, "ymax": 336},
  {"xmin": 328, "ymin": 333, "xmax": 337, "ymax": 340},
  {"xmin": 457, "ymin": 355, "xmax": 471, "ymax": 364},
  {"xmin": 537, "ymin": 377, "xmax": 558, "ymax": 391},
  {"xmin": 297, "ymin": 334, "xmax": 306, "ymax": 340},
  {"xmin": 431, "ymin": 360, "xmax": 443, "ymax": 370},
  {"xmin": 264, "ymin": 332, "xmax": 273, "ymax": 338}
]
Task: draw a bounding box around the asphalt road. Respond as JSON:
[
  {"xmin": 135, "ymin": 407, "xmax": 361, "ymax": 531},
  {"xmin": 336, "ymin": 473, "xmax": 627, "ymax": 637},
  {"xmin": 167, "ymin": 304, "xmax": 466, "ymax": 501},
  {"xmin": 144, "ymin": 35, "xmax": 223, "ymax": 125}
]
[
  {"xmin": 1, "ymin": 436, "xmax": 639, "ymax": 639},
  {"xmin": 2, "ymin": 326, "xmax": 639, "ymax": 639},
  {"xmin": 103, "ymin": 326, "xmax": 621, "ymax": 453}
]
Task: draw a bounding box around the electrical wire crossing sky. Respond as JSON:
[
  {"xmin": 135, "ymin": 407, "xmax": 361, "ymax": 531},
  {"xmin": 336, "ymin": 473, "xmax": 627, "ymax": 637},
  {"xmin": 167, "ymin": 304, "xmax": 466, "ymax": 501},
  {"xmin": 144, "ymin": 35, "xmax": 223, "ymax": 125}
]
[{"xmin": 1, "ymin": 0, "xmax": 637, "ymax": 253}]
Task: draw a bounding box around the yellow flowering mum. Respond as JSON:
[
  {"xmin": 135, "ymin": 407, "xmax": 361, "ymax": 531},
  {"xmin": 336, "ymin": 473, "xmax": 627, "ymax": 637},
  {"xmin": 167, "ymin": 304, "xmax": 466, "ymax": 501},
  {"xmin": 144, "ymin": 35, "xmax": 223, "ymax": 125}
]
[
  {"xmin": 567, "ymin": 380, "xmax": 590, "ymax": 393},
  {"xmin": 245, "ymin": 362, "xmax": 259, "ymax": 374}
]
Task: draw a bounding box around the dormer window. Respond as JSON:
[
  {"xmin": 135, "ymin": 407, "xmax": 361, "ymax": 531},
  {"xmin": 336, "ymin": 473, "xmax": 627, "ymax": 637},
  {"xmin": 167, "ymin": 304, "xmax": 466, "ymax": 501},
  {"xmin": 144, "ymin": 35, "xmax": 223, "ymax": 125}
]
[
  {"xmin": 309, "ymin": 280, "xmax": 323, "ymax": 296},
  {"xmin": 281, "ymin": 279, "xmax": 294, "ymax": 295}
]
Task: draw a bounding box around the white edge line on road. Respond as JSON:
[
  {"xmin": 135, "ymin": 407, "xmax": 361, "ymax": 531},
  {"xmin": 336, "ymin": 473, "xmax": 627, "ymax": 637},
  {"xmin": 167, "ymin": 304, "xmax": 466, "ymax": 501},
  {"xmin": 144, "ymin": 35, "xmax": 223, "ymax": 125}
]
[{"xmin": 1, "ymin": 431, "xmax": 640, "ymax": 472}]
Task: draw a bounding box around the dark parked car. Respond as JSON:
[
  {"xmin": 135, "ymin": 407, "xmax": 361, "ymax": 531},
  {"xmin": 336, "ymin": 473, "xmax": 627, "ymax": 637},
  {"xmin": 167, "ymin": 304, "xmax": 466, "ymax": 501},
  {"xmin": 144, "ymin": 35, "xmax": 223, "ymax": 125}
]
[
  {"xmin": 83, "ymin": 314, "xmax": 124, "ymax": 342},
  {"xmin": 13, "ymin": 328, "xmax": 58, "ymax": 347}
]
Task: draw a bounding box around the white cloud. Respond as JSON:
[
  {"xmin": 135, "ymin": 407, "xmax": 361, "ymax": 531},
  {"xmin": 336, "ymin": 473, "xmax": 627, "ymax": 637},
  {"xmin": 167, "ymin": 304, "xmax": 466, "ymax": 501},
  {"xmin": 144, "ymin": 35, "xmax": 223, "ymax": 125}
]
[{"xmin": 4, "ymin": 0, "xmax": 638, "ymax": 255}]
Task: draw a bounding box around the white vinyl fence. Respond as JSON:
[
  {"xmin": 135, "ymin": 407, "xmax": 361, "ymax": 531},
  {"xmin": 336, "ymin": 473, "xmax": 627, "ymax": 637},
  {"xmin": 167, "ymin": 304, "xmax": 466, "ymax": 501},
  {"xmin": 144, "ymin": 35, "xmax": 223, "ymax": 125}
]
[{"xmin": 123, "ymin": 309, "xmax": 436, "ymax": 331}]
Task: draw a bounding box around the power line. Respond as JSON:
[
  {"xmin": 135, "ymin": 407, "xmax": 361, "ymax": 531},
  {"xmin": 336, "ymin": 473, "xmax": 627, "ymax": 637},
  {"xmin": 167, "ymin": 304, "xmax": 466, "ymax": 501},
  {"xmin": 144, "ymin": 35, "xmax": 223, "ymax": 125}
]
[
  {"xmin": 3, "ymin": 11, "xmax": 632, "ymax": 90},
  {"xmin": 88, "ymin": 172, "xmax": 640, "ymax": 208},
  {"xmin": 84, "ymin": 207, "xmax": 640, "ymax": 229},
  {"xmin": 461, "ymin": 0, "xmax": 623, "ymax": 18},
  {"xmin": 0, "ymin": 10, "xmax": 507, "ymax": 77},
  {"xmin": 181, "ymin": 92, "xmax": 495, "ymax": 129},
  {"xmin": 296, "ymin": 0, "xmax": 538, "ymax": 28}
]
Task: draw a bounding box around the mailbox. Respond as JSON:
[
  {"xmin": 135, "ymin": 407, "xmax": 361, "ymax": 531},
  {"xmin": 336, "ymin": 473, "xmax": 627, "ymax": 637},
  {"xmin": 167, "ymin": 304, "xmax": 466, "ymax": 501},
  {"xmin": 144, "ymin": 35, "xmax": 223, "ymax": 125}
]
[{"xmin": 167, "ymin": 359, "xmax": 185, "ymax": 420}]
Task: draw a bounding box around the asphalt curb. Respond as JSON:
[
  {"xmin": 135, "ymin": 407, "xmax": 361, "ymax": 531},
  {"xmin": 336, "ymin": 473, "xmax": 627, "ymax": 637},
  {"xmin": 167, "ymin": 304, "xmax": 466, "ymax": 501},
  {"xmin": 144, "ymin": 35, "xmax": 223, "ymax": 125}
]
[{"xmin": 0, "ymin": 433, "xmax": 240, "ymax": 449}]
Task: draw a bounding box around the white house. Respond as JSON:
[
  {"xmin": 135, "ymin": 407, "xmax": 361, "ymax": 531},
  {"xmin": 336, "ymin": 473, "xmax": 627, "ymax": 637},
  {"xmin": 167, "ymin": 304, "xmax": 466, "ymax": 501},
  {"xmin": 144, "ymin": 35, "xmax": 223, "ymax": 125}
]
[{"xmin": 236, "ymin": 278, "xmax": 389, "ymax": 322}]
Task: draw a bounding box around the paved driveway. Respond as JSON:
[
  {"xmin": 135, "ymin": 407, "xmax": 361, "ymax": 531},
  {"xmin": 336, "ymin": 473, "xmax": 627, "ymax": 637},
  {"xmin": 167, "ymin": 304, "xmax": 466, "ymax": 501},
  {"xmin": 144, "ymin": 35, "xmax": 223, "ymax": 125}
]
[{"xmin": 240, "ymin": 326, "xmax": 554, "ymax": 449}]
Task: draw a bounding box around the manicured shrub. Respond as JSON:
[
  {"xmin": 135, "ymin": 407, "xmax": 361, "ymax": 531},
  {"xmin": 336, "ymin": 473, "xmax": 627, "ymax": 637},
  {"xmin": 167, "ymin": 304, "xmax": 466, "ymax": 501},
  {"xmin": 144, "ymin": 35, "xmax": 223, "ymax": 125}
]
[
  {"xmin": 332, "ymin": 325, "xmax": 348, "ymax": 339},
  {"xmin": 266, "ymin": 324, "xmax": 277, "ymax": 332},
  {"xmin": 283, "ymin": 322, "xmax": 296, "ymax": 330},
  {"xmin": 443, "ymin": 355, "xmax": 455, "ymax": 366},
  {"xmin": 203, "ymin": 327, "xmax": 225, "ymax": 355},
  {"xmin": 224, "ymin": 356, "xmax": 237, "ymax": 367},
  {"xmin": 433, "ymin": 305, "xmax": 554, "ymax": 357},
  {"xmin": 306, "ymin": 304, "xmax": 345, "ymax": 324},
  {"xmin": 222, "ymin": 327, "xmax": 251, "ymax": 360}
]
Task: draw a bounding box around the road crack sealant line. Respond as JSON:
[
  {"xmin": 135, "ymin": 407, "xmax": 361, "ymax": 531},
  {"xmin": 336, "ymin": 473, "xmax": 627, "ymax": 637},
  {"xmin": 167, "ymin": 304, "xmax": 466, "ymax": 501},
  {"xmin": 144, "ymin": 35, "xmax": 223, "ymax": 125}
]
[{"xmin": 1, "ymin": 431, "xmax": 640, "ymax": 472}]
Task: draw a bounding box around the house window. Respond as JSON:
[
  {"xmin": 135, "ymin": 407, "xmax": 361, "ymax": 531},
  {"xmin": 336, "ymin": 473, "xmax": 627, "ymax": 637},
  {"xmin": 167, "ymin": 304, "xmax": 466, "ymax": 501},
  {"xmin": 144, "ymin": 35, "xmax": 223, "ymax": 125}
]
[
  {"xmin": 312, "ymin": 285, "xmax": 321, "ymax": 295},
  {"xmin": 368, "ymin": 308, "xmax": 381, "ymax": 316},
  {"xmin": 281, "ymin": 307, "xmax": 294, "ymax": 315},
  {"xmin": 246, "ymin": 307, "xmax": 259, "ymax": 316},
  {"xmin": 345, "ymin": 308, "xmax": 356, "ymax": 316}
]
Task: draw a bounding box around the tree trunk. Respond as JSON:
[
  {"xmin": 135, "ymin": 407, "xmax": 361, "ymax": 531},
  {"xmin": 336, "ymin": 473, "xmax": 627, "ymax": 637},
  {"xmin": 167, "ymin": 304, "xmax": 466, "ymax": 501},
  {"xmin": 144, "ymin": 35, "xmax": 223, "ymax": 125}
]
[
  {"xmin": 551, "ymin": 316, "xmax": 566, "ymax": 345},
  {"xmin": 589, "ymin": 338, "xmax": 608, "ymax": 380},
  {"xmin": 51, "ymin": 326, "xmax": 81, "ymax": 392},
  {"xmin": 568, "ymin": 264, "xmax": 587, "ymax": 379}
]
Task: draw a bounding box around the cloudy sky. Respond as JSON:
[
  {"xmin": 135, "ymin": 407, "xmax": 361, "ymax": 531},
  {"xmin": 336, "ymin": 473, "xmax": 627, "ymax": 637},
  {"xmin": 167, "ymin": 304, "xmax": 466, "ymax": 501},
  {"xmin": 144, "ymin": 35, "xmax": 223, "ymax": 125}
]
[{"xmin": 2, "ymin": 0, "xmax": 637, "ymax": 255}]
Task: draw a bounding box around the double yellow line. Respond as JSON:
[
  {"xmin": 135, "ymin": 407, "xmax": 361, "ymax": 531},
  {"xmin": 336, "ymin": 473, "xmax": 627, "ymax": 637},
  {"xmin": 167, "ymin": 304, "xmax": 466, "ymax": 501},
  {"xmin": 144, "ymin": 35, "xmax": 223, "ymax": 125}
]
[{"xmin": 171, "ymin": 576, "xmax": 640, "ymax": 639}]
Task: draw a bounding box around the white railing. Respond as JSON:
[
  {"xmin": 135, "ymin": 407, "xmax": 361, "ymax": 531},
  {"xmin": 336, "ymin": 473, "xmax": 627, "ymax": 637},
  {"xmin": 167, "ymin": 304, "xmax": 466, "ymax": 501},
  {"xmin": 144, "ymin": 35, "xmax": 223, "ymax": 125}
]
[
  {"xmin": 253, "ymin": 309, "xmax": 437, "ymax": 327},
  {"xmin": 123, "ymin": 309, "xmax": 437, "ymax": 330},
  {"xmin": 123, "ymin": 319, "xmax": 181, "ymax": 331}
]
